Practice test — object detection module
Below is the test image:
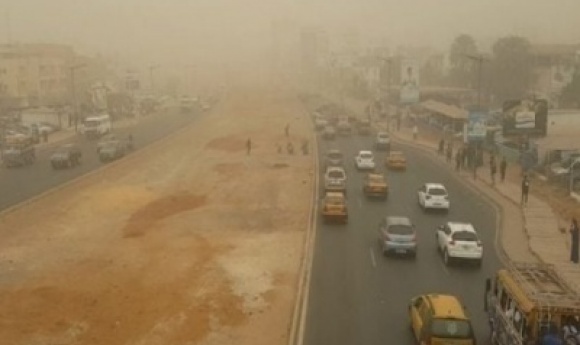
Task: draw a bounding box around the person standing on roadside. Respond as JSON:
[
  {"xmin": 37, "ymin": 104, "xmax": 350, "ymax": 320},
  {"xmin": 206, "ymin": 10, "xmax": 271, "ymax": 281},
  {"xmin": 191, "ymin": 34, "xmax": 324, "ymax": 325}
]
[
  {"xmin": 500, "ymin": 157, "xmax": 507, "ymax": 182},
  {"xmin": 446, "ymin": 142, "xmax": 453, "ymax": 163},
  {"xmin": 521, "ymin": 175, "xmax": 530, "ymax": 206},
  {"xmin": 412, "ymin": 125, "xmax": 418, "ymax": 140},
  {"xmin": 455, "ymin": 149, "xmax": 461, "ymax": 171},
  {"xmin": 490, "ymin": 158, "xmax": 497, "ymax": 186},
  {"xmin": 571, "ymin": 218, "xmax": 579, "ymax": 264},
  {"xmin": 246, "ymin": 138, "xmax": 252, "ymax": 155},
  {"xmin": 438, "ymin": 138, "xmax": 444, "ymax": 155}
]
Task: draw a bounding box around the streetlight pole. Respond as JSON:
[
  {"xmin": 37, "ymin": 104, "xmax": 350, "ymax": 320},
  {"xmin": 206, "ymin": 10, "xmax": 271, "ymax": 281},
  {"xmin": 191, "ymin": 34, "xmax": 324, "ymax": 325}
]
[{"xmin": 69, "ymin": 63, "xmax": 85, "ymax": 132}]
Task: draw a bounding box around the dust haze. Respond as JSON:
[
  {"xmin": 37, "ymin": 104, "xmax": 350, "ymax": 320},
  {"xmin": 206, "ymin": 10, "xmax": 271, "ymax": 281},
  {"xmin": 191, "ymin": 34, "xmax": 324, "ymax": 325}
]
[{"xmin": 4, "ymin": 0, "xmax": 580, "ymax": 83}]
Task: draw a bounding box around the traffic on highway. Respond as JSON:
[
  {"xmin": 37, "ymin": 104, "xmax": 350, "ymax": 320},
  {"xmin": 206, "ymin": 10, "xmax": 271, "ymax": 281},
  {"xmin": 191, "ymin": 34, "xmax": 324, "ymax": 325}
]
[
  {"xmin": 0, "ymin": 106, "xmax": 202, "ymax": 211},
  {"xmin": 304, "ymin": 104, "xmax": 502, "ymax": 345}
]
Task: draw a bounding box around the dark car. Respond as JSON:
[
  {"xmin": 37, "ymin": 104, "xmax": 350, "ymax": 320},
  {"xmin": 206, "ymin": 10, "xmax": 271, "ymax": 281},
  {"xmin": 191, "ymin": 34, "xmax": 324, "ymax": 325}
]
[
  {"xmin": 99, "ymin": 140, "xmax": 126, "ymax": 162},
  {"xmin": 50, "ymin": 144, "xmax": 82, "ymax": 169}
]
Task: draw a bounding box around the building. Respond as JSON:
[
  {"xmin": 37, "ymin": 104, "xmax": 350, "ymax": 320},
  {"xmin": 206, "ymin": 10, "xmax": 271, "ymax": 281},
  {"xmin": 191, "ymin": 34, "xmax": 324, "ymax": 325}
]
[
  {"xmin": 0, "ymin": 43, "xmax": 76, "ymax": 108},
  {"xmin": 530, "ymin": 44, "xmax": 580, "ymax": 107}
]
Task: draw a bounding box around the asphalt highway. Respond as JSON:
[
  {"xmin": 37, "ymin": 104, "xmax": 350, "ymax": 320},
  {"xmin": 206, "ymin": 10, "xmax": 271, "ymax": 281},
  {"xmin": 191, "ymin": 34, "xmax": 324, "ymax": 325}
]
[
  {"xmin": 304, "ymin": 130, "xmax": 502, "ymax": 345},
  {"xmin": 0, "ymin": 108, "xmax": 200, "ymax": 211}
]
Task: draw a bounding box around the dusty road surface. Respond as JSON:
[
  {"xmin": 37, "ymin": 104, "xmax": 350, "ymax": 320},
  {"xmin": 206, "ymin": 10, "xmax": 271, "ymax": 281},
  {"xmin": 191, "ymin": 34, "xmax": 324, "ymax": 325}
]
[{"xmin": 0, "ymin": 87, "xmax": 314, "ymax": 345}]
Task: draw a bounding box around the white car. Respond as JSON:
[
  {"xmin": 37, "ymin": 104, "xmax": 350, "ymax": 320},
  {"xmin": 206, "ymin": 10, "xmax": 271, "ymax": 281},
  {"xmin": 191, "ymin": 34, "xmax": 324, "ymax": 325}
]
[
  {"xmin": 436, "ymin": 222, "xmax": 483, "ymax": 266},
  {"xmin": 418, "ymin": 183, "xmax": 450, "ymax": 211},
  {"xmin": 324, "ymin": 166, "xmax": 347, "ymax": 193},
  {"xmin": 354, "ymin": 150, "xmax": 376, "ymax": 170}
]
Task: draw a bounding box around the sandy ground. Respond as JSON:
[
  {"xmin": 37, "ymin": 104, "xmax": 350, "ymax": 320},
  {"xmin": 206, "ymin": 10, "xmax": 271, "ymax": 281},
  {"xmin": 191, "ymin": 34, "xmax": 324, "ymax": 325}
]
[{"xmin": 0, "ymin": 87, "xmax": 314, "ymax": 345}]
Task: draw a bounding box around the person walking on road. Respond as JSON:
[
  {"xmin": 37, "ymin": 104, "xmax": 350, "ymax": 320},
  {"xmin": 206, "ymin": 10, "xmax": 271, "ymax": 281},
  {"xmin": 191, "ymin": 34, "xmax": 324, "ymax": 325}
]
[
  {"xmin": 284, "ymin": 123, "xmax": 290, "ymax": 137},
  {"xmin": 500, "ymin": 157, "xmax": 507, "ymax": 182},
  {"xmin": 246, "ymin": 138, "xmax": 252, "ymax": 155},
  {"xmin": 521, "ymin": 175, "xmax": 530, "ymax": 206},
  {"xmin": 571, "ymin": 218, "xmax": 579, "ymax": 264}
]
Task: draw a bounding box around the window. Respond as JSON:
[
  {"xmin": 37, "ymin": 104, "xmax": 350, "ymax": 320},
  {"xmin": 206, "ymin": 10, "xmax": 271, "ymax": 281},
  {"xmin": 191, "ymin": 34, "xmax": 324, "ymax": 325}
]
[
  {"xmin": 428, "ymin": 188, "xmax": 447, "ymax": 196},
  {"xmin": 388, "ymin": 225, "xmax": 414, "ymax": 235},
  {"xmin": 328, "ymin": 171, "xmax": 345, "ymax": 179},
  {"xmin": 431, "ymin": 319, "xmax": 473, "ymax": 339},
  {"xmin": 452, "ymin": 231, "xmax": 478, "ymax": 242}
]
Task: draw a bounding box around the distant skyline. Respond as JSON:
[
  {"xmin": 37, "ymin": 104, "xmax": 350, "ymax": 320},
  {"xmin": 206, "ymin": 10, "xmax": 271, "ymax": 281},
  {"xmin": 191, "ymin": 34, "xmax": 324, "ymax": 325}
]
[{"xmin": 2, "ymin": 0, "xmax": 580, "ymax": 67}]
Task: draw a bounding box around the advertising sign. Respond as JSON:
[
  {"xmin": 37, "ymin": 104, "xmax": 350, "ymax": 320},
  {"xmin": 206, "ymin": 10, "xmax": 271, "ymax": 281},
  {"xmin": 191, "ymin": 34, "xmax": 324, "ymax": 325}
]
[
  {"xmin": 400, "ymin": 59, "xmax": 420, "ymax": 104},
  {"xmin": 502, "ymin": 99, "xmax": 548, "ymax": 136},
  {"xmin": 467, "ymin": 111, "xmax": 487, "ymax": 142}
]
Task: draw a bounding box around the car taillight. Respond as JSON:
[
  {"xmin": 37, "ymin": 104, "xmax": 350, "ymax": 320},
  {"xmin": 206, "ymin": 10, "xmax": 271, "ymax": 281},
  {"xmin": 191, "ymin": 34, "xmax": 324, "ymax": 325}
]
[
  {"xmin": 449, "ymin": 240, "xmax": 455, "ymax": 246},
  {"xmin": 444, "ymin": 195, "xmax": 449, "ymax": 200},
  {"xmin": 425, "ymin": 195, "xmax": 431, "ymax": 200},
  {"xmin": 477, "ymin": 241, "xmax": 482, "ymax": 247}
]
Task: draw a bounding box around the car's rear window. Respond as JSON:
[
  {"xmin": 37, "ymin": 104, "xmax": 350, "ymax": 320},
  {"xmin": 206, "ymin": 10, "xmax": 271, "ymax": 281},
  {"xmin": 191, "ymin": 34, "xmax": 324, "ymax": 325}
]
[
  {"xmin": 379, "ymin": 134, "xmax": 389, "ymax": 139},
  {"xmin": 428, "ymin": 188, "xmax": 447, "ymax": 196},
  {"xmin": 328, "ymin": 171, "xmax": 345, "ymax": 179},
  {"xmin": 387, "ymin": 225, "xmax": 413, "ymax": 235},
  {"xmin": 452, "ymin": 231, "xmax": 478, "ymax": 242},
  {"xmin": 431, "ymin": 319, "xmax": 473, "ymax": 339},
  {"xmin": 328, "ymin": 152, "xmax": 343, "ymax": 159},
  {"xmin": 360, "ymin": 153, "xmax": 373, "ymax": 159}
]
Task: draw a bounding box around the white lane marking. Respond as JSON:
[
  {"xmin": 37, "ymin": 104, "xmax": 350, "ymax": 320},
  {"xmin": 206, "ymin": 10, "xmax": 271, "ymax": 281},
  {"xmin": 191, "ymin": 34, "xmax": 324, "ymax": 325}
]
[{"xmin": 370, "ymin": 247, "xmax": 377, "ymax": 268}]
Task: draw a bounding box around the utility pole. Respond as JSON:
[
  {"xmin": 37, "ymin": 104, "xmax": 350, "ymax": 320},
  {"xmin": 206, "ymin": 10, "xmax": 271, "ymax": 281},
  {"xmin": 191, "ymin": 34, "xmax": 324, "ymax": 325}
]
[{"xmin": 70, "ymin": 64, "xmax": 86, "ymax": 132}]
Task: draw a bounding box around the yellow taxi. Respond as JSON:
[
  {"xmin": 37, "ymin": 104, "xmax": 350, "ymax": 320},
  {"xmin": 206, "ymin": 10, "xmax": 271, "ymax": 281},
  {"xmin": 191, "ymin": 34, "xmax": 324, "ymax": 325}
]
[
  {"xmin": 321, "ymin": 191, "xmax": 348, "ymax": 224},
  {"xmin": 362, "ymin": 173, "xmax": 388, "ymax": 199},
  {"xmin": 386, "ymin": 150, "xmax": 407, "ymax": 170},
  {"xmin": 409, "ymin": 294, "xmax": 476, "ymax": 345}
]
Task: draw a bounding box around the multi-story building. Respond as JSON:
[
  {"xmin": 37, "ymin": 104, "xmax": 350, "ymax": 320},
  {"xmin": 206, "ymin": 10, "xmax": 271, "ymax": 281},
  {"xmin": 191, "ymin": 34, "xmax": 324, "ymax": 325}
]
[{"xmin": 0, "ymin": 43, "xmax": 75, "ymax": 108}]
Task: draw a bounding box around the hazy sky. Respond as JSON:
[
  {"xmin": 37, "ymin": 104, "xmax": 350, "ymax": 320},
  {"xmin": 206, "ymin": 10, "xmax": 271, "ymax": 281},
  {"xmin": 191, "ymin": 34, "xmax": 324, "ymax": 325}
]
[{"xmin": 2, "ymin": 0, "xmax": 580, "ymax": 68}]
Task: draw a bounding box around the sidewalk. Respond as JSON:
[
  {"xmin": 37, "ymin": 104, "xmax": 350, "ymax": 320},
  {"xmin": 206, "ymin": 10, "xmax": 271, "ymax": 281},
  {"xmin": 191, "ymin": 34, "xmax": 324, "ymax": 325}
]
[{"xmin": 321, "ymin": 92, "xmax": 580, "ymax": 292}]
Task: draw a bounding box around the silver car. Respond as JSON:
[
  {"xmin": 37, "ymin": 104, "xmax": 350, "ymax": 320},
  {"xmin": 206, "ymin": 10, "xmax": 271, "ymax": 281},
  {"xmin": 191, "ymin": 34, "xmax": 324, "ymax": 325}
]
[
  {"xmin": 325, "ymin": 149, "xmax": 344, "ymax": 168},
  {"xmin": 378, "ymin": 216, "xmax": 417, "ymax": 258},
  {"xmin": 324, "ymin": 166, "xmax": 347, "ymax": 194}
]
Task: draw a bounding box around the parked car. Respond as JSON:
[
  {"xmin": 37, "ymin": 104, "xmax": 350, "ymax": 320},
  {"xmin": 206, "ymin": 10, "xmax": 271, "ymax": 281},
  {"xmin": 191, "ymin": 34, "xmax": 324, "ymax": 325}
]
[
  {"xmin": 418, "ymin": 183, "xmax": 450, "ymax": 211},
  {"xmin": 354, "ymin": 150, "xmax": 376, "ymax": 170},
  {"xmin": 377, "ymin": 216, "xmax": 417, "ymax": 257},
  {"xmin": 50, "ymin": 144, "xmax": 82, "ymax": 169},
  {"xmin": 436, "ymin": 222, "xmax": 483, "ymax": 266}
]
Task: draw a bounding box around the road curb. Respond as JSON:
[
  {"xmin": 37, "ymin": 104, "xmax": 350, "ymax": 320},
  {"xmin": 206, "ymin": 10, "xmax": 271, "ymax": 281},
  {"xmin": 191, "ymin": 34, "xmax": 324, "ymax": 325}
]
[
  {"xmin": 0, "ymin": 114, "xmax": 201, "ymax": 217},
  {"xmin": 287, "ymin": 105, "xmax": 319, "ymax": 345}
]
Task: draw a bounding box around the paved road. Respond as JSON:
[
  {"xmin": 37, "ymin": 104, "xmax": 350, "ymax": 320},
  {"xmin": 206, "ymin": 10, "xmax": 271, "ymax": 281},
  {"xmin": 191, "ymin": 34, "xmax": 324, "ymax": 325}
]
[
  {"xmin": 304, "ymin": 131, "xmax": 502, "ymax": 345},
  {"xmin": 0, "ymin": 108, "xmax": 200, "ymax": 211}
]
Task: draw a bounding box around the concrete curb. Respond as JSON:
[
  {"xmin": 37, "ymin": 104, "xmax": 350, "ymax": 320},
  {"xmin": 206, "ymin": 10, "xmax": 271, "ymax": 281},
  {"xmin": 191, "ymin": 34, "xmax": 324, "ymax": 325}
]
[
  {"xmin": 0, "ymin": 114, "xmax": 201, "ymax": 217},
  {"xmin": 287, "ymin": 104, "xmax": 319, "ymax": 345}
]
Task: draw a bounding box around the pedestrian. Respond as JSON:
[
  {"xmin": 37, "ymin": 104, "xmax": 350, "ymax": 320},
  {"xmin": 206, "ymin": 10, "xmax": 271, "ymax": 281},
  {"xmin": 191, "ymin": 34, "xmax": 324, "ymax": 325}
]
[
  {"xmin": 455, "ymin": 150, "xmax": 461, "ymax": 172},
  {"xmin": 462, "ymin": 147, "xmax": 467, "ymax": 169},
  {"xmin": 285, "ymin": 123, "xmax": 290, "ymax": 137},
  {"xmin": 438, "ymin": 138, "xmax": 444, "ymax": 155},
  {"xmin": 571, "ymin": 218, "xmax": 579, "ymax": 264},
  {"xmin": 246, "ymin": 138, "xmax": 252, "ymax": 155},
  {"xmin": 521, "ymin": 175, "xmax": 530, "ymax": 206},
  {"xmin": 412, "ymin": 125, "xmax": 418, "ymax": 140},
  {"xmin": 500, "ymin": 157, "xmax": 507, "ymax": 182}
]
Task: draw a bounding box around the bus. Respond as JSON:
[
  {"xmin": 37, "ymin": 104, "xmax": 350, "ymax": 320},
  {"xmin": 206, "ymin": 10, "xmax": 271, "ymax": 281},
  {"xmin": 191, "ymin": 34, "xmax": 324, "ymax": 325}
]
[
  {"xmin": 484, "ymin": 262, "xmax": 580, "ymax": 345},
  {"xmin": 82, "ymin": 114, "xmax": 112, "ymax": 139}
]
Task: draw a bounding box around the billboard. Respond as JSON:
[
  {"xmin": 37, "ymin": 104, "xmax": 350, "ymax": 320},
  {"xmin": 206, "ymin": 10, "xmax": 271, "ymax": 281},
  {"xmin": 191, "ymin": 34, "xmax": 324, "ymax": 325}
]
[
  {"xmin": 467, "ymin": 111, "xmax": 487, "ymax": 142},
  {"xmin": 400, "ymin": 59, "xmax": 420, "ymax": 104},
  {"xmin": 502, "ymin": 99, "xmax": 548, "ymax": 136}
]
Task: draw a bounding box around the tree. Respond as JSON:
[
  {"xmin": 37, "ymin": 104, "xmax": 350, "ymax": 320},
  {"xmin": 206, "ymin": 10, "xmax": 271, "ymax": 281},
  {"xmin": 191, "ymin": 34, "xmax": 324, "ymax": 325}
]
[
  {"xmin": 448, "ymin": 34, "xmax": 478, "ymax": 87},
  {"xmin": 490, "ymin": 36, "xmax": 535, "ymax": 102}
]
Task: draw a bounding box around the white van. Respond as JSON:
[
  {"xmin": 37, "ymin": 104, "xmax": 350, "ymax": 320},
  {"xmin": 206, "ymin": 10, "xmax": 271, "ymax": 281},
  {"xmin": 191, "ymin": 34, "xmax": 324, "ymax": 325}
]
[{"xmin": 82, "ymin": 114, "xmax": 112, "ymax": 139}]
